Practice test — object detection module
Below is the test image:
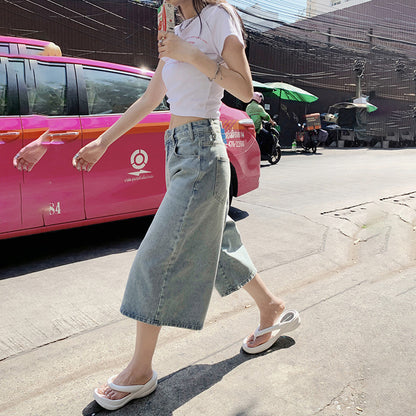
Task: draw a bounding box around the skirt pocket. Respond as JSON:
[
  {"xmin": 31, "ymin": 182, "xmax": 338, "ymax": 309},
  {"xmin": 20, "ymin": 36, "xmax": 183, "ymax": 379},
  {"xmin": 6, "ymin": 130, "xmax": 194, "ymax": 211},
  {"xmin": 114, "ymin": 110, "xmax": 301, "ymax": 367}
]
[{"xmin": 174, "ymin": 135, "xmax": 199, "ymax": 159}]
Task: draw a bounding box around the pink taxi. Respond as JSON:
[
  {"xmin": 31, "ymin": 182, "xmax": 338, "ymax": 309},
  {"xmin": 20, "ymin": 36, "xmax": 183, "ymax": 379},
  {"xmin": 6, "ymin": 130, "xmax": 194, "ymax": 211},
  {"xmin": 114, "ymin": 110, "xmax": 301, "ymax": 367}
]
[
  {"xmin": 0, "ymin": 39, "xmax": 260, "ymax": 240},
  {"xmin": 0, "ymin": 36, "xmax": 51, "ymax": 56}
]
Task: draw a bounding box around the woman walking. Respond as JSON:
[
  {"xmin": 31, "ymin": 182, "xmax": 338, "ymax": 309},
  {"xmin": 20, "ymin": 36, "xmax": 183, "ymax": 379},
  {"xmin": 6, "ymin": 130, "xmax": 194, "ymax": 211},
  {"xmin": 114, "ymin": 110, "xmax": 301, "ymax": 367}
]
[{"xmin": 72, "ymin": 0, "xmax": 299, "ymax": 411}]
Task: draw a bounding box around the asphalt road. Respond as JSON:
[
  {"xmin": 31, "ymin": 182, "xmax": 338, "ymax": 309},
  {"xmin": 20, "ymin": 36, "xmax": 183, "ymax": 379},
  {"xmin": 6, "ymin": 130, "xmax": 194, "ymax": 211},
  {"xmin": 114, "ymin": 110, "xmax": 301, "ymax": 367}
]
[{"xmin": 1, "ymin": 147, "xmax": 415, "ymax": 416}]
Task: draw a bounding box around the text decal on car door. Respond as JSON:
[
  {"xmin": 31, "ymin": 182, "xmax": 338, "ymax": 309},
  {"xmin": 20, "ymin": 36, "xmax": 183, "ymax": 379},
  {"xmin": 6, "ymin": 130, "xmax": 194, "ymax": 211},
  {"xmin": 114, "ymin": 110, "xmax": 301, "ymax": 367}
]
[
  {"xmin": 49, "ymin": 202, "xmax": 62, "ymax": 215},
  {"xmin": 126, "ymin": 149, "xmax": 154, "ymax": 182}
]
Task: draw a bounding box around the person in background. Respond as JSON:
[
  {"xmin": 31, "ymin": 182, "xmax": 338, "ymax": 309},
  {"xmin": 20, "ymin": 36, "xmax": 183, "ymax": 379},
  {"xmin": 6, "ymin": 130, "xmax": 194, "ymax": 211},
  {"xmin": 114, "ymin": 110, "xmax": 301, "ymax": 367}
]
[
  {"xmin": 246, "ymin": 92, "xmax": 271, "ymax": 133},
  {"xmin": 40, "ymin": 42, "xmax": 62, "ymax": 57},
  {"xmin": 246, "ymin": 91, "xmax": 278, "ymax": 154}
]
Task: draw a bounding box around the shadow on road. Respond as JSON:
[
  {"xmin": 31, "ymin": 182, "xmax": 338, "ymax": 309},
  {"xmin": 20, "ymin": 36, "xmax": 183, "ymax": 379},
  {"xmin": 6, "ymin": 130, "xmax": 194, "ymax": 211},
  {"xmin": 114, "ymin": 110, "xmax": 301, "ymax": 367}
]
[
  {"xmin": 280, "ymin": 149, "xmax": 323, "ymax": 156},
  {"xmin": 82, "ymin": 336, "xmax": 296, "ymax": 416},
  {"xmin": 1, "ymin": 206, "xmax": 250, "ymax": 279},
  {"xmin": 0, "ymin": 216, "xmax": 153, "ymax": 279},
  {"xmin": 229, "ymin": 206, "xmax": 249, "ymax": 221}
]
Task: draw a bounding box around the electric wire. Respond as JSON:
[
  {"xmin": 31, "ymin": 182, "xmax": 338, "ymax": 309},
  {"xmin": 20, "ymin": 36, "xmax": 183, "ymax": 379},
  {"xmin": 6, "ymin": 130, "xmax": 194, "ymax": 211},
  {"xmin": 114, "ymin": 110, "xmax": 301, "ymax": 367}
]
[
  {"xmin": 42, "ymin": 0, "xmax": 119, "ymax": 31},
  {"xmin": 3, "ymin": 0, "xmax": 416, "ymax": 131}
]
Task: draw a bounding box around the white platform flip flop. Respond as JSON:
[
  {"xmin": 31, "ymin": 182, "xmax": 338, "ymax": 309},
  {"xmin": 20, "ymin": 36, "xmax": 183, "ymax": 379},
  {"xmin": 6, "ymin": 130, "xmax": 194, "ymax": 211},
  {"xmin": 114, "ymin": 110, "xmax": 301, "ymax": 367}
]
[
  {"xmin": 242, "ymin": 309, "xmax": 300, "ymax": 354},
  {"xmin": 93, "ymin": 370, "xmax": 158, "ymax": 411}
]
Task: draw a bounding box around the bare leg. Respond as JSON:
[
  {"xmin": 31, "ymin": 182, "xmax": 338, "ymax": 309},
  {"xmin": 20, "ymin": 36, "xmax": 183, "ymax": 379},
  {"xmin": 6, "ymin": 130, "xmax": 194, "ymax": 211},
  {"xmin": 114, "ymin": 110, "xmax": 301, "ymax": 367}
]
[
  {"xmin": 98, "ymin": 321, "xmax": 161, "ymax": 400},
  {"xmin": 243, "ymin": 274, "xmax": 285, "ymax": 348}
]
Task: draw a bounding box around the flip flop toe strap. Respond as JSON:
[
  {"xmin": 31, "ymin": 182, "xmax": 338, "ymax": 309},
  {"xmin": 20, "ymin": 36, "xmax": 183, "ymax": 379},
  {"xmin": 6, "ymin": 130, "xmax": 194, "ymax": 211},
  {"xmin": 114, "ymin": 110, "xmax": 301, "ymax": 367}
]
[
  {"xmin": 254, "ymin": 324, "xmax": 280, "ymax": 339},
  {"xmin": 253, "ymin": 310, "xmax": 300, "ymax": 339},
  {"xmin": 107, "ymin": 377, "xmax": 143, "ymax": 393},
  {"xmin": 107, "ymin": 371, "xmax": 157, "ymax": 393},
  {"xmin": 252, "ymin": 326, "xmax": 261, "ymax": 341}
]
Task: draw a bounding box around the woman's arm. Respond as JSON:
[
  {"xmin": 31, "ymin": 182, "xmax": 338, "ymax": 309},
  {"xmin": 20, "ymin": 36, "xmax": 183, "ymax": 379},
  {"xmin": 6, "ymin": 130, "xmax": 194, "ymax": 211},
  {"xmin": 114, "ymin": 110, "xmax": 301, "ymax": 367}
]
[
  {"xmin": 259, "ymin": 106, "xmax": 271, "ymax": 122},
  {"xmin": 213, "ymin": 35, "xmax": 253, "ymax": 103},
  {"xmin": 13, "ymin": 130, "xmax": 49, "ymax": 172},
  {"xmin": 73, "ymin": 60, "xmax": 166, "ymax": 171},
  {"xmin": 98, "ymin": 60, "xmax": 166, "ymax": 148},
  {"xmin": 158, "ymin": 33, "xmax": 253, "ymax": 103}
]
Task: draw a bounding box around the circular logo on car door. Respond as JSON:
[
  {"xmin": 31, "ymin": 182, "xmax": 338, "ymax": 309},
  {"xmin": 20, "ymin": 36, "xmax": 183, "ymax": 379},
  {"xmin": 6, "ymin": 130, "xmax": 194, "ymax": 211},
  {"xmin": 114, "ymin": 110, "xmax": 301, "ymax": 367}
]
[
  {"xmin": 127, "ymin": 149, "xmax": 153, "ymax": 180},
  {"xmin": 131, "ymin": 149, "xmax": 148, "ymax": 170}
]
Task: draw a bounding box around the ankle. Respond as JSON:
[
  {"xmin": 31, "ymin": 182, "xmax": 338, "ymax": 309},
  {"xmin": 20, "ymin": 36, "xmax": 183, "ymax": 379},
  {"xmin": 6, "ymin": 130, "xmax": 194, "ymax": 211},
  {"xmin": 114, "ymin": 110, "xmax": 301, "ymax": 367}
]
[
  {"xmin": 258, "ymin": 299, "xmax": 285, "ymax": 328},
  {"xmin": 123, "ymin": 363, "xmax": 154, "ymax": 383},
  {"xmin": 259, "ymin": 297, "xmax": 285, "ymax": 313},
  {"xmin": 273, "ymin": 298, "xmax": 285, "ymax": 312}
]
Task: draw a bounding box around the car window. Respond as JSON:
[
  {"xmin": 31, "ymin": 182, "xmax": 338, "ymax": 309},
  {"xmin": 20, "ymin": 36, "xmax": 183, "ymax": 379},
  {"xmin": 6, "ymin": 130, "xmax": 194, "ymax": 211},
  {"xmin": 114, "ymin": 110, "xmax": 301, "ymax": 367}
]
[
  {"xmin": 31, "ymin": 62, "xmax": 68, "ymax": 115},
  {"xmin": 8, "ymin": 59, "xmax": 24, "ymax": 80},
  {"xmin": 83, "ymin": 67, "xmax": 147, "ymax": 114},
  {"xmin": 25, "ymin": 46, "xmax": 44, "ymax": 55},
  {"xmin": 83, "ymin": 67, "xmax": 168, "ymax": 114},
  {"xmin": 4, "ymin": 59, "xmax": 25, "ymax": 115},
  {"xmin": 0, "ymin": 63, "xmax": 6, "ymax": 115},
  {"xmin": 0, "ymin": 44, "xmax": 10, "ymax": 55},
  {"xmin": 8, "ymin": 59, "xmax": 68, "ymax": 116}
]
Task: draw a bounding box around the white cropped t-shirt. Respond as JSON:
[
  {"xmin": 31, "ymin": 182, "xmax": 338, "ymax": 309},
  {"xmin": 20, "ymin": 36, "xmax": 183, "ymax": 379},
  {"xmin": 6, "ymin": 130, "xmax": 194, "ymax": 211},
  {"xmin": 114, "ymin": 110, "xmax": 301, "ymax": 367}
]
[{"xmin": 161, "ymin": 4, "xmax": 244, "ymax": 119}]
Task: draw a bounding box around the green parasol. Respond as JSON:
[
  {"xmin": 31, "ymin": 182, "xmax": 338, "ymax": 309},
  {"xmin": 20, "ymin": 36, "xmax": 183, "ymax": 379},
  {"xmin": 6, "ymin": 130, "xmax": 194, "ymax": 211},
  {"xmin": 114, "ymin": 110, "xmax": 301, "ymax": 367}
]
[
  {"xmin": 252, "ymin": 80, "xmax": 275, "ymax": 91},
  {"xmin": 330, "ymin": 100, "xmax": 378, "ymax": 114},
  {"xmin": 353, "ymin": 97, "xmax": 378, "ymax": 113},
  {"xmin": 264, "ymin": 82, "xmax": 319, "ymax": 103},
  {"xmin": 254, "ymin": 81, "xmax": 319, "ymax": 122}
]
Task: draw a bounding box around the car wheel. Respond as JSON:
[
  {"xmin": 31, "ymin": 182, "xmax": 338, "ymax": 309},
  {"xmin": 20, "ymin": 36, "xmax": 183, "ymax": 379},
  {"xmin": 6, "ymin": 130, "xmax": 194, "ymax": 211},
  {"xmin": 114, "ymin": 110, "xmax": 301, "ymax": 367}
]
[{"xmin": 229, "ymin": 178, "xmax": 234, "ymax": 206}]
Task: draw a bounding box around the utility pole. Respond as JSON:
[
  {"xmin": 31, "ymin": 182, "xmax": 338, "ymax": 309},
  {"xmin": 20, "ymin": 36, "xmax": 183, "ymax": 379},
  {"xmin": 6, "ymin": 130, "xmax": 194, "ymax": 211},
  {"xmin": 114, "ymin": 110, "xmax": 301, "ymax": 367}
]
[{"xmin": 353, "ymin": 59, "xmax": 366, "ymax": 98}]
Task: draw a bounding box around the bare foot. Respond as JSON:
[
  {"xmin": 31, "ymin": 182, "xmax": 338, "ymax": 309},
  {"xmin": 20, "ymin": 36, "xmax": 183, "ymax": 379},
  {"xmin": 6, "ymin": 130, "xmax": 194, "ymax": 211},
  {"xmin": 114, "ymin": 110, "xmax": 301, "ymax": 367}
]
[
  {"xmin": 245, "ymin": 298, "xmax": 285, "ymax": 348},
  {"xmin": 96, "ymin": 367, "xmax": 154, "ymax": 401}
]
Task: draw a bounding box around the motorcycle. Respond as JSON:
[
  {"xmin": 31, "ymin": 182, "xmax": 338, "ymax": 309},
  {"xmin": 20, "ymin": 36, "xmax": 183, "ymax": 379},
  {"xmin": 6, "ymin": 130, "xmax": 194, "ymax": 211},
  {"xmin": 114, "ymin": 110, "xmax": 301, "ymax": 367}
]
[
  {"xmin": 296, "ymin": 123, "xmax": 327, "ymax": 153},
  {"xmin": 256, "ymin": 119, "xmax": 281, "ymax": 165}
]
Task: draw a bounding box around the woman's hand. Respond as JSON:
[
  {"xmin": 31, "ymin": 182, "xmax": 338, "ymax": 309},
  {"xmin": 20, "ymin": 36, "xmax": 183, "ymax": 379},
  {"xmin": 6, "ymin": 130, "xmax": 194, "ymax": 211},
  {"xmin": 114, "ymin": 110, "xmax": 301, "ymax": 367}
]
[
  {"xmin": 157, "ymin": 31, "xmax": 199, "ymax": 63},
  {"xmin": 13, "ymin": 130, "xmax": 50, "ymax": 172},
  {"xmin": 72, "ymin": 139, "xmax": 108, "ymax": 172}
]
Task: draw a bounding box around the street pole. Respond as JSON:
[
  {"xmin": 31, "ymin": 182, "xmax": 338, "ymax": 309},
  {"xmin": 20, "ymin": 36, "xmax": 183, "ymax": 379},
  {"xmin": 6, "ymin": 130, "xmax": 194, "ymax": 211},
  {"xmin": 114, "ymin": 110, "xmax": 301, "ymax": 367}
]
[{"xmin": 353, "ymin": 59, "xmax": 365, "ymax": 99}]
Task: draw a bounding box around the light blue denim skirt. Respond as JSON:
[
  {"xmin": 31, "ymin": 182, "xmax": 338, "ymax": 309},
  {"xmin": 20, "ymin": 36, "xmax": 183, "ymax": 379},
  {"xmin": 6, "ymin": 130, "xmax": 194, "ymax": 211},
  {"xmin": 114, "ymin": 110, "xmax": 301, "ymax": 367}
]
[{"xmin": 120, "ymin": 119, "xmax": 257, "ymax": 330}]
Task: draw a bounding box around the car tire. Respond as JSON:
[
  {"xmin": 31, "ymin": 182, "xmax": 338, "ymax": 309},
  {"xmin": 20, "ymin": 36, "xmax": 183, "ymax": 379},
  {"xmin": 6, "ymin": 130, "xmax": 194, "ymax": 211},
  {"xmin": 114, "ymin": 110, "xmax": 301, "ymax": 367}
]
[
  {"xmin": 229, "ymin": 178, "xmax": 234, "ymax": 206},
  {"xmin": 228, "ymin": 165, "xmax": 237, "ymax": 207}
]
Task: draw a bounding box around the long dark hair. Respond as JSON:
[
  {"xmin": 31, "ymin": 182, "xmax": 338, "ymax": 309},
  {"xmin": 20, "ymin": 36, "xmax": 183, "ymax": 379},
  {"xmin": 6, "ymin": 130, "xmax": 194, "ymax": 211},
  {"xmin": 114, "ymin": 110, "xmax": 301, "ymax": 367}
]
[{"xmin": 176, "ymin": 0, "xmax": 247, "ymax": 42}]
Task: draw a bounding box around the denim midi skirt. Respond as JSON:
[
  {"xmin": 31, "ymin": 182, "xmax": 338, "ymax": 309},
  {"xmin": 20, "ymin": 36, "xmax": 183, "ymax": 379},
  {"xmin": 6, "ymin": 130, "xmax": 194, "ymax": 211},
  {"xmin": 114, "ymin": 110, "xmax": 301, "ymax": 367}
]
[{"xmin": 120, "ymin": 119, "xmax": 257, "ymax": 330}]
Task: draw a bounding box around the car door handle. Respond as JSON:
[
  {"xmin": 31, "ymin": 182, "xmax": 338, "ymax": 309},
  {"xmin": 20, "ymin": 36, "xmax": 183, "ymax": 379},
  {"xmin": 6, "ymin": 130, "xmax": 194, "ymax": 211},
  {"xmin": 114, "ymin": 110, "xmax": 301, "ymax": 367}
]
[
  {"xmin": 0, "ymin": 131, "xmax": 21, "ymax": 144},
  {"xmin": 47, "ymin": 131, "xmax": 80, "ymax": 144}
]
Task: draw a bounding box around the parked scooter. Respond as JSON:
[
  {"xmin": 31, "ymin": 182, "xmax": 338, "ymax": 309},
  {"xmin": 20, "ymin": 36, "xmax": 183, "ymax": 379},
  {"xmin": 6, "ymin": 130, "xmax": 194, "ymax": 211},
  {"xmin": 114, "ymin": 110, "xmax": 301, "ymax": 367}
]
[
  {"xmin": 257, "ymin": 117, "xmax": 281, "ymax": 165},
  {"xmin": 296, "ymin": 123, "xmax": 328, "ymax": 153}
]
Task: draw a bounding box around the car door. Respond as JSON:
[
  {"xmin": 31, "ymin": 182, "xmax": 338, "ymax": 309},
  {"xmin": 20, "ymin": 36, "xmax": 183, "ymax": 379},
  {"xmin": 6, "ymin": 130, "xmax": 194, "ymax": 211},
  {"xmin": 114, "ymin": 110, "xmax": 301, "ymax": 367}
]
[
  {"xmin": 0, "ymin": 58, "xmax": 24, "ymax": 234},
  {"xmin": 76, "ymin": 64, "xmax": 168, "ymax": 219},
  {"xmin": 14, "ymin": 57, "xmax": 85, "ymax": 229}
]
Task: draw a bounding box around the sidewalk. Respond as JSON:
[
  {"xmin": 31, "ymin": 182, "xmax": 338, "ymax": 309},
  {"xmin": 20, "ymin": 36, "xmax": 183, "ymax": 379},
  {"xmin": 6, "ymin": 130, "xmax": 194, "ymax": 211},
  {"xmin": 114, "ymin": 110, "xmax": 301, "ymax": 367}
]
[{"xmin": 1, "ymin": 190, "xmax": 415, "ymax": 416}]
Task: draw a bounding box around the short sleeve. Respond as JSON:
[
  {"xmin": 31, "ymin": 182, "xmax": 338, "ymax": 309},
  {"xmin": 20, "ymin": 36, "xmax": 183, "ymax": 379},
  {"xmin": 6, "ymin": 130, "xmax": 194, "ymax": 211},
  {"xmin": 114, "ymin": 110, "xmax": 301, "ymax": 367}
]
[{"xmin": 208, "ymin": 5, "xmax": 244, "ymax": 56}]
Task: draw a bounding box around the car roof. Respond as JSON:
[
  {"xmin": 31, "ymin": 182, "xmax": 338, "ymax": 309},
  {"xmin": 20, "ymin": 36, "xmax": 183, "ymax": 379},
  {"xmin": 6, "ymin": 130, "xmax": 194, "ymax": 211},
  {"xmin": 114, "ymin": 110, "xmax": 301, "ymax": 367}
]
[
  {"xmin": 0, "ymin": 36, "xmax": 155, "ymax": 77},
  {"xmin": 0, "ymin": 35, "xmax": 50, "ymax": 47},
  {"xmin": 0, "ymin": 52, "xmax": 155, "ymax": 78}
]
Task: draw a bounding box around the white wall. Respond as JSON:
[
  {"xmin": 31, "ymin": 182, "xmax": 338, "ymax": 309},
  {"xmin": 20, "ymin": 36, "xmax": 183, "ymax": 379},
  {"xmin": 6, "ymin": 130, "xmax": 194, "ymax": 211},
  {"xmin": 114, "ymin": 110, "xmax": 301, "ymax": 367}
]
[{"xmin": 306, "ymin": 0, "xmax": 372, "ymax": 17}]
